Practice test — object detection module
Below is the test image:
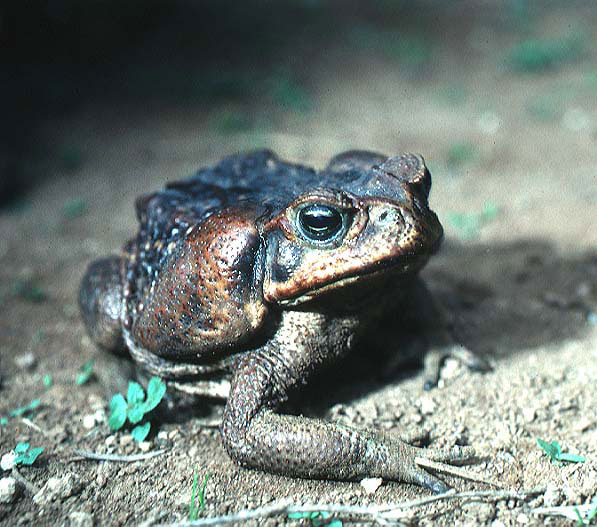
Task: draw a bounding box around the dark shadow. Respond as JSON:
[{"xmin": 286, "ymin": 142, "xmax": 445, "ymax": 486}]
[
  {"xmin": 296, "ymin": 238, "xmax": 597, "ymax": 414},
  {"xmin": 1, "ymin": 0, "xmax": 549, "ymax": 205}
]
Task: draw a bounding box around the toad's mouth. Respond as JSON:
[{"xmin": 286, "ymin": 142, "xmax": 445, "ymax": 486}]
[{"xmin": 276, "ymin": 251, "xmax": 429, "ymax": 306}]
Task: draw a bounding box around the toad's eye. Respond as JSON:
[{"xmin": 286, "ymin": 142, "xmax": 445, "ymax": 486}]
[{"xmin": 297, "ymin": 204, "xmax": 344, "ymax": 242}]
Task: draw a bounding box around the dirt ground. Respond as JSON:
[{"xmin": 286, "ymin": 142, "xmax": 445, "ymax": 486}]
[{"xmin": 1, "ymin": 2, "xmax": 596, "ymax": 526}]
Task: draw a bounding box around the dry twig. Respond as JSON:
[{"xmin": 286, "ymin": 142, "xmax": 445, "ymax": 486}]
[
  {"xmin": 147, "ymin": 488, "xmax": 544, "ymax": 526},
  {"xmin": 533, "ymin": 503, "xmax": 597, "ymax": 522},
  {"xmin": 71, "ymin": 449, "xmax": 166, "ymax": 462}
]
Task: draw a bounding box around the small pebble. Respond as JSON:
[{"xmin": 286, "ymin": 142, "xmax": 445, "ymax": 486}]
[
  {"xmin": 360, "ymin": 477, "xmax": 383, "ymax": 494},
  {"xmin": 138, "ymin": 441, "xmax": 151, "ymax": 452},
  {"xmin": 33, "ymin": 472, "xmax": 83, "ymax": 505},
  {"xmin": 0, "ymin": 477, "xmax": 18, "ymax": 504},
  {"xmin": 562, "ymin": 107, "xmax": 590, "ymax": 131},
  {"xmin": 521, "ymin": 407, "xmax": 536, "ymax": 423},
  {"xmin": 14, "ymin": 352, "xmax": 37, "ymax": 370},
  {"xmin": 119, "ymin": 434, "xmax": 133, "ymax": 446},
  {"xmin": 516, "ymin": 512, "xmax": 529, "ymax": 524},
  {"xmin": 82, "ymin": 415, "xmax": 97, "ymax": 429},
  {"xmin": 411, "ymin": 413, "xmax": 423, "ymax": 424},
  {"xmin": 419, "ymin": 396, "xmax": 436, "ymax": 415},
  {"xmin": 441, "ymin": 358, "xmax": 460, "ymax": 379},
  {"xmin": 543, "ymin": 482, "xmax": 563, "ymax": 507},
  {"xmin": 0, "ymin": 452, "xmax": 17, "ymax": 471},
  {"xmin": 478, "ymin": 111, "xmax": 501, "ymax": 135}
]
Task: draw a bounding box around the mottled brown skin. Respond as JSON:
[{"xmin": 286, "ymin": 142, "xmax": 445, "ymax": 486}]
[{"xmin": 79, "ymin": 150, "xmax": 484, "ymax": 493}]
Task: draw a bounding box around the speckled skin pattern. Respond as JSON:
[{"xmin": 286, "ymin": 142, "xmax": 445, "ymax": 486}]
[{"xmin": 79, "ymin": 150, "xmax": 474, "ymax": 493}]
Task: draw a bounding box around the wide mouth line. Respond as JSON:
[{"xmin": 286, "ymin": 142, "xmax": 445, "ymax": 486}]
[{"xmin": 278, "ymin": 252, "xmax": 425, "ymax": 304}]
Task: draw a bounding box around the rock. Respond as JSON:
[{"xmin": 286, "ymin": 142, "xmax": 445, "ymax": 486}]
[
  {"xmin": 68, "ymin": 511, "xmax": 94, "ymax": 527},
  {"xmin": 0, "ymin": 451, "xmax": 17, "ymax": 471},
  {"xmin": 521, "ymin": 406, "xmax": 536, "ymax": 423},
  {"xmin": 14, "ymin": 352, "xmax": 37, "ymax": 370},
  {"xmin": 82, "ymin": 414, "xmax": 97, "ymax": 429},
  {"xmin": 33, "ymin": 472, "xmax": 83, "ymax": 504},
  {"xmin": 419, "ymin": 396, "xmax": 436, "ymax": 415},
  {"xmin": 360, "ymin": 477, "xmax": 383, "ymax": 494},
  {"xmin": 462, "ymin": 501, "xmax": 495, "ymax": 523},
  {"xmin": 543, "ymin": 482, "xmax": 563, "ymax": 507},
  {"xmin": 0, "ymin": 477, "xmax": 18, "ymax": 503}
]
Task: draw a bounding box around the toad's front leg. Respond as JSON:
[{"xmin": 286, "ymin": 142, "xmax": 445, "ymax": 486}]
[{"xmin": 221, "ymin": 347, "xmax": 473, "ymax": 493}]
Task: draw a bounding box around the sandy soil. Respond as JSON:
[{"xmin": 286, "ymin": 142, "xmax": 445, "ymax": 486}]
[{"xmin": 1, "ymin": 2, "xmax": 596, "ymax": 526}]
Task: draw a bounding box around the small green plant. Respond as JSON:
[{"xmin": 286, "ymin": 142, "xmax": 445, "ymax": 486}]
[
  {"xmin": 13, "ymin": 442, "xmax": 44, "ymax": 466},
  {"xmin": 12, "ymin": 279, "xmax": 47, "ymax": 302},
  {"xmin": 62, "ymin": 198, "xmax": 88, "ymax": 219},
  {"xmin": 59, "ymin": 145, "xmax": 84, "ymax": 171},
  {"xmin": 109, "ymin": 377, "xmax": 166, "ymax": 442},
  {"xmin": 446, "ymin": 142, "xmax": 478, "ymax": 168},
  {"xmin": 43, "ymin": 374, "xmax": 53, "ymax": 387},
  {"xmin": 575, "ymin": 501, "xmax": 597, "ymax": 526},
  {"xmin": 189, "ymin": 469, "xmax": 209, "ymax": 521},
  {"xmin": 210, "ymin": 109, "xmax": 253, "ymax": 135},
  {"xmin": 1, "ymin": 399, "xmax": 41, "ymax": 425},
  {"xmin": 267, "ymin": 72, "xmax": 313, "ymax": 113},
  {"xmin": 75, "ymin": 360, "xmax": 95, "ymax": 385},
  {"xmin": 446, "ymin": 202, "xmax": 499, "ymax": 240},
  {"xmin": 526, "ymin": 95, "xmax": 562, "ymax": 122},
  {"xmin": 508, "ymin": 33, "xmax": 585, "ymax": 73},
  {"xmin": 349, "ymin": 26, "xmax": 432, "ymax": 68},
  {"xmin": 9, "ymin": 399, "xmax": 41, "ymax": 417},
  {"xmin": 288, "ymin": 511, "xmax": 343, "ymax": 527},
  {"xmin": 438, "ymin": 83, "xmax": 468, "ymax": 107},
  {"xmin": 537, "ymin": 438, "xmax": 586, "ymax": 464}
]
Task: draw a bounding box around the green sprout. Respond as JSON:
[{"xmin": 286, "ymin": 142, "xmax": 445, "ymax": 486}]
[
  {"xmin": 13, "ymin": 442, "xmax": 44, "ymax": 466},
  {"xmin": 9, "ymin": 399, "xmax": 41, "ymax": 417},
  {"xmin": 446, "ymin": 202, "xmax": 499, "ymax": 240},
  {"xmin": 62, "ymin": 198, "xmax": 88, "ymax": 219},
  {"xmin": 43, "ymin": 374, "xmax": 53, "ymax": 387},
  {"xmin": 574, "ymin": 501, "xmax": 597, "ymax": 526},
  {"xmin": 267, "ymin": 72, "xmax": 313, "ymax": 113},
  {"xmin": 12, "ymin": 279, "xmax": 48, "ymax": 302},
  {"xmin": 446, "ymin": 142, "xmax": 478, "ymax": 168},
  {"xmin": 210, "ymin": 109, "xmax": 253, "ymax": 135},
  {"xmin": 288, "ymin": 511, "xmax": 343, "ymax": 527},
  {"xmin": 75, "ymin": 360, "xmax": 95, "ymax": 385},
  {"xmin": 189, "ymin": 469, "xmax": 209, "ymax": 521},
  {"xmin": 1, "ymin": 399, "xmax": 41, "ymax": 424},
  {"xmin": 508, "ymin": 33, "xmax": 586, "ymax": 73},
  {"xmin": 59, "ymin": 145, "xmax": 84, "ymax": 171},
  {"xmin": 109, "ymin": 377, "xmax": 166, "ymax": 442},
  {"xmin": 537, "ymin": 438, "xmax": 586, "ymax": 464}
]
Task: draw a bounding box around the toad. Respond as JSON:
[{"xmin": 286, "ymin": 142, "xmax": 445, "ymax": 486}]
[{"xmin": 79, "ymin": 150, "xmax": 485, "ymax": 492}]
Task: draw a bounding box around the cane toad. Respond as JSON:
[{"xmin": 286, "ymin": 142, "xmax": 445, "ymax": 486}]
[{"xmin": 79, "ymin": 150, "xmax": 481, "ymax": 492}]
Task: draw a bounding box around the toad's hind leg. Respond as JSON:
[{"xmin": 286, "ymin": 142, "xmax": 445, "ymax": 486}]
[
  {"xmin": 221, "ymin": 345, "xmax": 474, "ymax": 493},
  {"xmin": 79, "ymin": 256, "xmax": 125, "ymax": 352}
]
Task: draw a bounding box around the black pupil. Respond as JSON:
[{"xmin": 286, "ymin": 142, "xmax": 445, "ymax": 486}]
[{"xmin": 298, "ymin": 205, "xmax": 343, "ymax": 241}]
